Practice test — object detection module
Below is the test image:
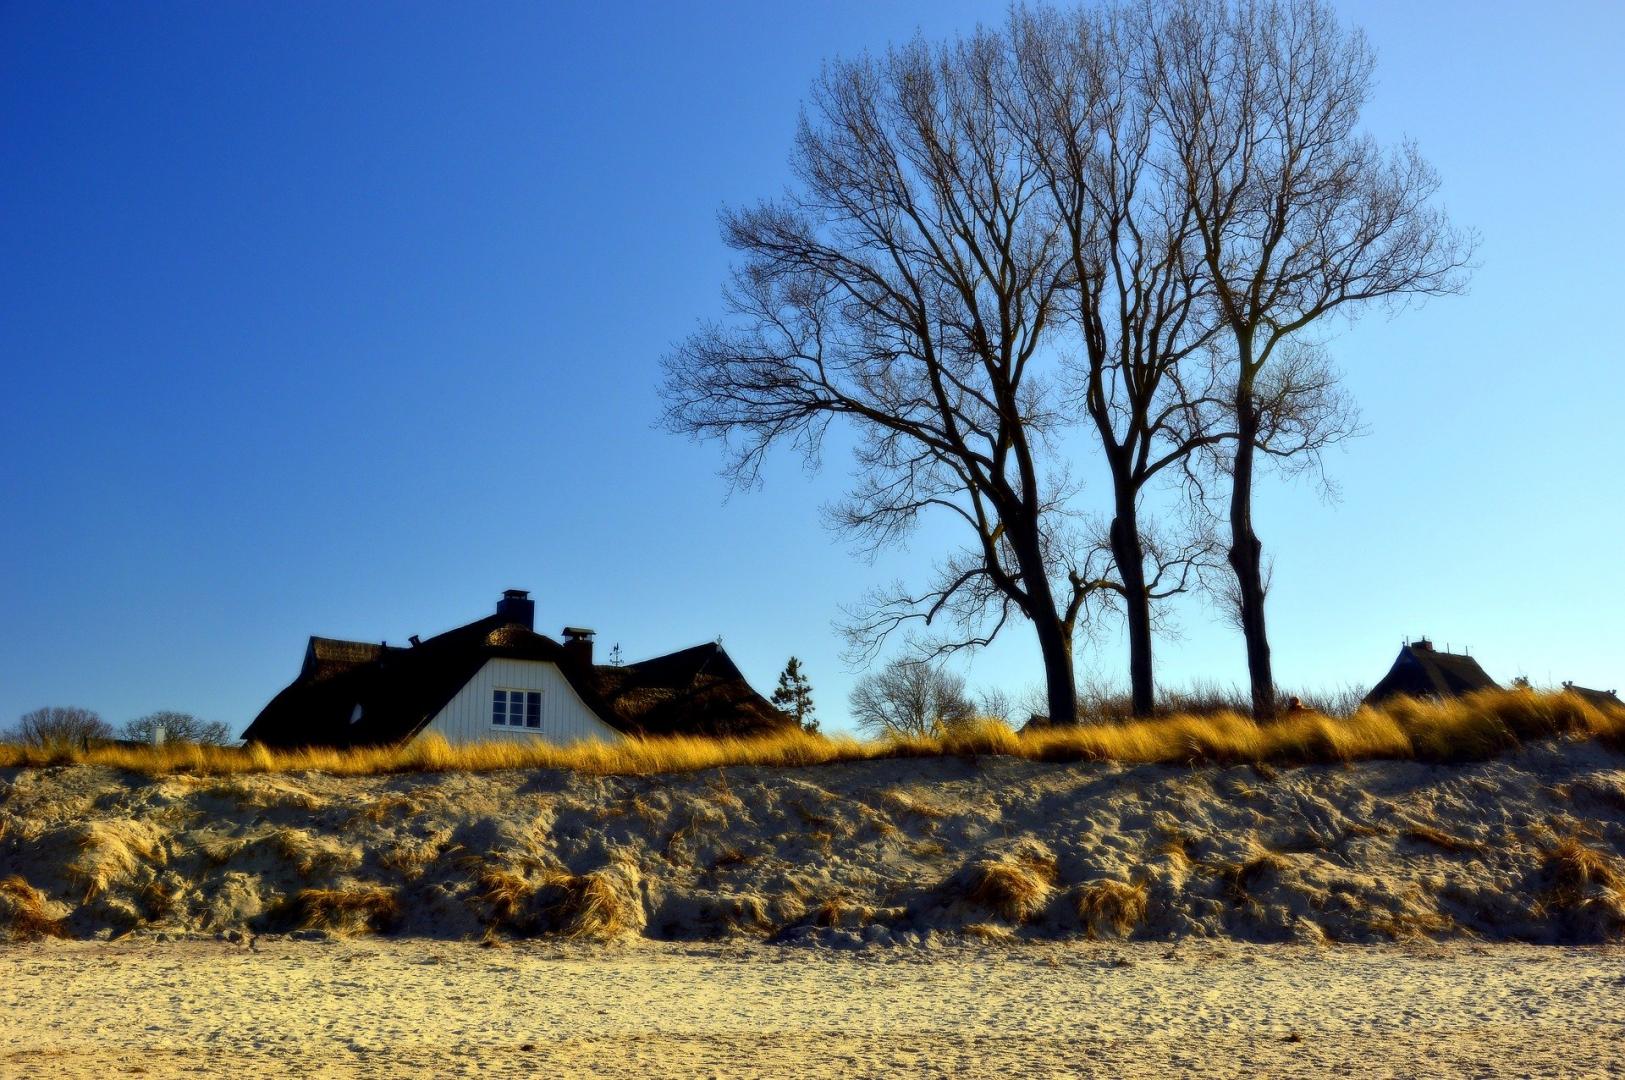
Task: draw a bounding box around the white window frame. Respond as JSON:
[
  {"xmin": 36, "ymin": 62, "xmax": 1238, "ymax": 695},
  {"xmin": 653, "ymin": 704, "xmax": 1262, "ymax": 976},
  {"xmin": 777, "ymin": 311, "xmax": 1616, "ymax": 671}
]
[{"xmin": 492, "ymin": 688, "xmax": 542, "ymax": 729}]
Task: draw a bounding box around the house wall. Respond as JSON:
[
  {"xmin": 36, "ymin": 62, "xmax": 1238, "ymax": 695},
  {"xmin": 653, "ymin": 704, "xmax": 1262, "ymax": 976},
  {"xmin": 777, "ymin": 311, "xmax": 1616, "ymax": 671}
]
[{"xmin": 418, "ymin": 658, "xmax": 623, "ymax": 746}]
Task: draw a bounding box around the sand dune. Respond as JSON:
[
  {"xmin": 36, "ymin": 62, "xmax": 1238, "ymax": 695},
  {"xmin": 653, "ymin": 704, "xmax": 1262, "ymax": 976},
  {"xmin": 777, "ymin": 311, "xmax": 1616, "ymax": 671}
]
[{"xmin": 3, "ymin": 737, "xmax": 1624, "ymax": 945}]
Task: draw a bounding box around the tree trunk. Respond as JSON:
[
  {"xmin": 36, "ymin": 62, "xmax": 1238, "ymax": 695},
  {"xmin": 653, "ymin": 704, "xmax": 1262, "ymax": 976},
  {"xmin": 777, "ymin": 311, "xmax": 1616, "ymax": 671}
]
[
  {"xmin": 1108, "ymin": 487, "xmax": 1155, "ymax": 719},
  {"xmin": 1007, "ymin": 524, "xmax": 1078, "ymax": 726},
  {"xmin": 1031, "ymin": 613, "xmax": 1078, "ymax": 727},
  {"xmin": 1229, "ymin": 375, "xmax": 1275, "ymax": 720}
]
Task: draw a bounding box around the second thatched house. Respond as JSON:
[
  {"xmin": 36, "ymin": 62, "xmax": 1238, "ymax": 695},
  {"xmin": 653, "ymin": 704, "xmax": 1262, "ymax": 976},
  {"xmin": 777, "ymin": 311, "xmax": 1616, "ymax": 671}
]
[
  {"xmin": 242, "ymin": 590, "xmax": 789, "ymax": 749},
  {"xmin": 1363, "ymin": 638, "xmax": 1500, "ymax": 707},
  {"xmin": 1563, "ymin": 682, "xmax": 1624, "ymax": 715}
]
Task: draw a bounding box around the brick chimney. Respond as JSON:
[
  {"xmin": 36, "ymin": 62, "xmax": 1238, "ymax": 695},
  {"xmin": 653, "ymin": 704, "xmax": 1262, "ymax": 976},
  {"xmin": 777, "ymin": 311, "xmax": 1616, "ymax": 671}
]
[
  {"xmin": 496, "ymin": 589, "xmax": 535, "ymax": 630},
  {"xmin": 562, "ymin": 626, "xmax": 595, "ymax": 667}
]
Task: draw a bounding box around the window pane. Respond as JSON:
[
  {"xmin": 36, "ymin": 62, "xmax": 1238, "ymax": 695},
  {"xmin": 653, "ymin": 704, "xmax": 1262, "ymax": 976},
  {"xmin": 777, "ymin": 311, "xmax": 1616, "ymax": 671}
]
[
  {"xmin": 526, "ymin": 692, "xmax": 541, "ymax": 727},
  {"xmin": 492, "ymin": 690, "xmax": 507, "ymax": 724},
  {"xmin": 509, "ymin": 699, "xmax": 525, "ymax": 726}
]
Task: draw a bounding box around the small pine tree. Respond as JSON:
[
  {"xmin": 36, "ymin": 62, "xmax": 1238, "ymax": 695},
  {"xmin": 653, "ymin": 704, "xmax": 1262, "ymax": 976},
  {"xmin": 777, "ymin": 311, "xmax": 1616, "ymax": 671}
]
[{"xmin": 772, "ymin": 657, "xmax": 818, "ymax": 734}]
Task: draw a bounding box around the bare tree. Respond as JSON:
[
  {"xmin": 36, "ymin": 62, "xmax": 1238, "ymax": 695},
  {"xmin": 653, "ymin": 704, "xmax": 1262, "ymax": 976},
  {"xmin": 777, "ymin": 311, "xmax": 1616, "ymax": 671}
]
[
  {"xmin": 849, "ymin": 658, "xmax": 976, "ymax": 737},
  {"xmin": 8, "ymin": 706, "xmax": 112, "ymax": 748},
  {"xmin": 976, "ymin": 685, "xmax": 1017, "ymax": 726},
  {"xmin": 1010, "ymin": 3, "xmax": 1232, "ymax": 716},
  {"xmin": 1151, "ymin": 0, "xmax": 1473, "ymax": 716},
  {"xmin": 122, "ymin": 711, "xmax": 234, "ymax": 746},
  {"xmin": 663, "ymin": 33, "xmax": 1108, "ymax": 725}
]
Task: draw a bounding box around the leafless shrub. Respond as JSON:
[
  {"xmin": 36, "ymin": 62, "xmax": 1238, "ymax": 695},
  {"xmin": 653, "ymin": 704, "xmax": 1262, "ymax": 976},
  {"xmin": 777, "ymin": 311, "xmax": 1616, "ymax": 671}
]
[{"xmin": 7, "ymin": 706, "xmax": 111, "ymax": 748}]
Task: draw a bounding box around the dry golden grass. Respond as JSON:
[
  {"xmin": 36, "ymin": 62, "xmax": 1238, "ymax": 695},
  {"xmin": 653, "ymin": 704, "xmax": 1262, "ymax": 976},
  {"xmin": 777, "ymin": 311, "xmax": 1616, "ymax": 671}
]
[
  {"xmin": 201, "ymin": 777, "xmax": 326, "ymax": 812},
  {"xmin": 203, "ymin": 827, "xmax": 358, "ymax": 877},
  {"xmin": 474, "ymin": 861, "xmax": 640, "ymax": 940},
  {"xmin": 1543, "ymin": 837, "xmax": 1625, "ymax": 920},
  {"xmin": 1363, "ymin": 909, "xmax": 1458, "ymax": 939},
  {"xmin": 960, "ymin": 921, "xmax": 1015, "ymax": 943},
  {"xmin": 1404, "ymin": 825, "xmax": 1481, "ymax": 854},
  {"xmin": 1214, "ymin": 851, "xmax": 1290, "ymax": 907},
  {"xmin": 0, "ymin": 875, "xmax": 66, "ymax": 940},
  {"xmin": 69, "ymin": 820, "xmax": 165, "ymax": 901},
  {"xmin": 1155, "ymin": 827, "xmax": 1197, "ymax": 867},
  {"xmin": 1, "ymin": 690, "xmax": 1618, "ymax": 778},
  {"xmin": 1074, "ymin": 880, "xmax": 1149, "ymax": 939},
  {"xmin": 267, "ymin": 887, "xmax": 401, "ymax": 935},
  {"xmin": 964, "ymin": 848, "xmax": 1057, "ymax": 923},
  {"xmin": 881, "ymin": 787, "xmax": 952, "ymax": 819},
  {"xmin": 549, "ymin": 868, "xmax": 636, "ymax": 939},
  {"xmin": 810, "ymin": 893, "xmax": 874, "ymax": 929}
]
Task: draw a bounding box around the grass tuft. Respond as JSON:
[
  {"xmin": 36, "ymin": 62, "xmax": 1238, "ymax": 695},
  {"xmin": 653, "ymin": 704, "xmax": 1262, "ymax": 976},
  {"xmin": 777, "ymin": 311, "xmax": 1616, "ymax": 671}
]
[
  {"xmin": 964, "ymin": 848, "xmax": 1057, "ymax": 923},
  {"xmin": 1074, "ymin": 880, "xmax": 1149, "ymax": 939},
  {"xmin": 69, "ymin": 820, "xmax": 165, "ymax": 901},
  {"xmin": 0, "ymin": 876, "xmax": 66, "ymax": 941},
  {"xmin": 267, "ymin": 887, "xmax": 401, "ymax": 936},
  {"xmin": 1543, "ymin": 837, "xmax": 1625, "ymax": 926},
  {"xmin": 475, "ymin": 861, "xmax": 640, "ymax": 940}
]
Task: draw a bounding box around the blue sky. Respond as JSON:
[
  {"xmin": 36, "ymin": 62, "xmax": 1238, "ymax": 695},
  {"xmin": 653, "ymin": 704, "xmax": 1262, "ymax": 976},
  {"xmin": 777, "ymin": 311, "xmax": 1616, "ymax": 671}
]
[{"xmin": 2, "ymin": 1, "xmax": 1621, "ymax": 736}]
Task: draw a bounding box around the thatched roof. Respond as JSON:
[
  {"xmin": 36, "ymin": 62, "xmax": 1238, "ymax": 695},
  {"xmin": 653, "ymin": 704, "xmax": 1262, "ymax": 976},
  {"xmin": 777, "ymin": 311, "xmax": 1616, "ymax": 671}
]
[
  {"xmin": 592, "ymin": 642, "xmax": 786, "ymax": 738},
  {"xmin": 243, "ymin": 612, "xmax": 788, "ymax": 749},
  {"xmin": 1363, "ymin": 639, "xmax": 1499, "ymax": 706},
  {"xmin": 1564, "ymin": 683, "xmax": 1624, "ymax": 714}
]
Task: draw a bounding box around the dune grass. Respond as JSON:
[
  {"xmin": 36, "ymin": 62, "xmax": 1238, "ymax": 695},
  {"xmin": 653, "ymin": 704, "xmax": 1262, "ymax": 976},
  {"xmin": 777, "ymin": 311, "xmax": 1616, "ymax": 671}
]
[
  {"xmin": 0, "ymin": 689, "xmax": 1619, "ymax": 779},
  {"xmin": 266, "ymin": 887, "xmax": 402, "ymax": 936},
  {"xmin": 1073, "ymin": 880, "xmax": 1149, "ymax": 939},
  {"xmin": 0, "ymin": 876, "xmax": 66, "ymax": 941},
  {"xmin": 964, "ymin": 847, "xmax": 1057, "ymax": 923}
]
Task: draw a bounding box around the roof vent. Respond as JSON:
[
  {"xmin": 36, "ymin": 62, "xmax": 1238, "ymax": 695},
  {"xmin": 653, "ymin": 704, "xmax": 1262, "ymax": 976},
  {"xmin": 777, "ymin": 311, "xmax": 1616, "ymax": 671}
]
[{"xmin": 496, "ymin": 589, "xmax": 535, "ymax": 630}]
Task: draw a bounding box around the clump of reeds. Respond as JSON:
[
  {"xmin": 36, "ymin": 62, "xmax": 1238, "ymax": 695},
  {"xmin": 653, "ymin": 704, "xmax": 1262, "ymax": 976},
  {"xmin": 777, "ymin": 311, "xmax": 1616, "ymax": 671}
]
[
  {"xmin": 1542, "ymin": 837, "xmax": 1625, "ymax": 925},
  {"xmin": 1073, "ymin": 880, "xmax": 1148, "ymax": 939},
  {"xmin": 0, "ymin": 876, "xmax": 66, "ymax": 940},
  {"xmin": 963, "ymin": 847, "xmax": 1057, "ymax": 923},
  {"xmin": 1214, "ymin": 852, "xmax": 1290, "ymax": 907},
  {"xmin": 69, "ymin": 820, "xmax": 165, "ymax": 901},
  {"xmin": 266, "ymin": 887, "xmax": 401, "ymax": 936},
  {"xmin": 202, "ymin": 827, "xmax": 359, "ymax": 876},
  {"xmin": 1362, "ymin": 909, "xmax": 1457, "ymax": 939},
  {"xmin": 549, "ymin": 867, "xmax": 637, "ymax": 939},
  {"xmin": 475, "ymin": 861, "xmax": 641, "ymax": 940},
  {"xmin": 0, "ymin": 689, "xmax": 1618, "ymax": 778}
]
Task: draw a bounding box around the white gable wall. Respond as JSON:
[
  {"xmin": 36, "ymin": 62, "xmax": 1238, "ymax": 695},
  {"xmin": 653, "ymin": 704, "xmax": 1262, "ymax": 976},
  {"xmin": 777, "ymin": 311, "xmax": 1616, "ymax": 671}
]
[{"xmin": 418, "ymin": 658, "xmax": 623, "ymax": 746}]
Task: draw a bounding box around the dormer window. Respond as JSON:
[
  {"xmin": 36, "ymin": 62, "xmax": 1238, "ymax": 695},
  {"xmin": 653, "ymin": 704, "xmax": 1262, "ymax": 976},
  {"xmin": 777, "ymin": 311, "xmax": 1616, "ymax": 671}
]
[{"xmin": 492, "ymin": 689, "xmax": 541, "ymax": 728}]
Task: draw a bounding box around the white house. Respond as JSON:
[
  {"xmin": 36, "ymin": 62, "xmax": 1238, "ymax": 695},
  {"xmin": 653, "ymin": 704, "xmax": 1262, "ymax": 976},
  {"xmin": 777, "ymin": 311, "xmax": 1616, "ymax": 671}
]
[{"xmin": 243, "ymin": 590, "xmax": 787, "ymax": 748}]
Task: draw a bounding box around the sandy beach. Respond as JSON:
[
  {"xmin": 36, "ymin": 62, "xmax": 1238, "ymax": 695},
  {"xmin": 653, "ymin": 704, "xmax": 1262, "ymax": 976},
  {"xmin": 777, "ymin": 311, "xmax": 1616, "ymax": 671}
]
[{"xmin": 3, "ymin": 939, "xmax": 1621, "ymax": 1078}]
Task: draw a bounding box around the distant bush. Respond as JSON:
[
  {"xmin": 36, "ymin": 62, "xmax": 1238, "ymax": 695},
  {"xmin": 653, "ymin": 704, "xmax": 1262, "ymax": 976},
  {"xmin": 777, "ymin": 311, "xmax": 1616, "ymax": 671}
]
[
  {"xmin": 850, "ymin": 659, "xmax": 975, "ymax": 738},
  {"xmin": 122, "ymin": 711, "xmax": 234, "ymax": 746},
  {"xmin": 6, "ymin": 706, "xmax": 112, "ymax": 748}
]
